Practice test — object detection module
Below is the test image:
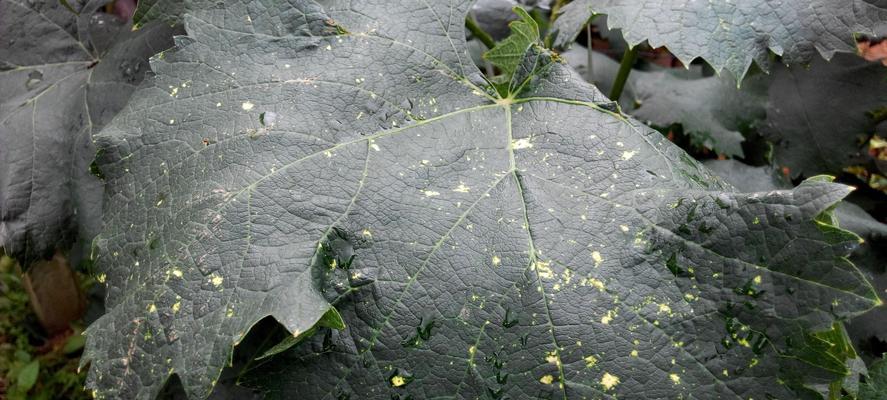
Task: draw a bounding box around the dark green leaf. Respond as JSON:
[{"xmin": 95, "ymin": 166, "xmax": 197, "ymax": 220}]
[
  {"xmin": 133, "ymin": 0, "xmax": 184, "ymax": 27},
  {"xmin": 563, "ymin": 47, "xmax": 767, "ymax": 157},
  {"xmin": 86, "ymin": 1, "xmax": 880, "ymax": 398},
  {"xmin": 762, "ymin": 53, "xmax": 887, "ymax": 179},
  {"xmin": 0, "ymin": 0, "xmax": 181, "ymax": 265},
  {"xmin": 860, "ymin": 356, "xmax": 887, "ymax": 400},
  {"xmin": 553, "ymin": 0, "xmax": 887, "ymax": 80}
]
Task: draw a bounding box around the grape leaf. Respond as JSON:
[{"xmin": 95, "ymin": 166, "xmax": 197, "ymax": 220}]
[
  {"xmin": 562, "ymin": 46, "xmax": 767, "ymax": 157},
  {"xmin": 706, "ymin": 159, "xmax": 887, "ymax": 366},
  {"xmin": 86, "ymin": 0, "xmax": 880, "ymax": 398},
  {"xmin": 552, "ymin": 0, "xmax": 887, "ymax": 80},
  {"xmin": 133, "ymin": 0, "xmax": 184, "ymax": 27},
  {"xmin": 762, "ymin": 53, "xmax": 887, "ymax": 179},
  {"xmin": 0, "ymin": 0, "xmax": 180, "ymax": 265},
  {"xmin": 860, "ymin": 356, "xmax": 887, "ymax": 400},
  {"xmin": 472, "ymin": 0, "xmax": 553, "ymax": 41}
]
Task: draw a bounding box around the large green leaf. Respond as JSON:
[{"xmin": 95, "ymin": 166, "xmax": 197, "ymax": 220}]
[
  {"xmin": 552, "ymin": 0, "xmax": 887, "ymax": 79},
  {"xmin": 762, "ymin": 53, "xmax": 887, "ymax": 179},
  {"xmin": 86, "ymin": 0, "xmax": 880, "ymax": 398},
  {"xmin": 0, "ymin": 0, "xmax": 180, "ymax": 265}
]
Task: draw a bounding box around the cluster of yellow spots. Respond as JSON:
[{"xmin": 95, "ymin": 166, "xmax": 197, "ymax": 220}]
[
  {"xmin": 585, "ymin": 278, "xmax": 606, "ymax": 292},
  {"xmin": 584, "ymin": 354, "xmax": 598, "ymax": 368},
  {"xmin": 600, "ymin": 372, "xmax": 620, "ymax": 390},
  {"xmin": 657, "ymin": 303, "xmax": 673, "ymax": 316},
  {"xmin": 96, "ymin": 273, "xmax": 107, "ymax": 283},
  {"xmin": 210, "ymin": 274, "xmax": 224, "ymax": 287},
  {"xmin": 171, "ymin": 268, "xmax": 183, "ymax": 278},
  {"xmin": 601, "ymin": 309, "xmax": 617, "ymax": 325},
  {"xmin": 545, "ymin": 350, "xmax": 560, "ymax": 366},
  {"xmin": 533, "ymin": 260, "xmax": 554, "ymax": 280},
  {"xmin": 591, "ymin": 251, "xmax": 603, "ymax": 267},
  {"xmin": 539, "ymin": 374, "xmax": 555, "ymax": 385}
]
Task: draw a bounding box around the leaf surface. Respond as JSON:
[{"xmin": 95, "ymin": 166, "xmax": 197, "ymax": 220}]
[
  {"xmin": 552, "ymin": 0, "xmax": 887, "ymax": 79},
  {"xmin": 762, "ymin": 53, "xmax": 887, "ymax": 178},
  {"xmin": 562, "ymin": 46, "xmax": 767, "ymax": 157},
  {"xmin": 87, "ymin": 0, "xmax": 880, "ymax": 398},
  {"xmin": 0, "ymin": 0, "xmax": 180, "ymax": 265}
]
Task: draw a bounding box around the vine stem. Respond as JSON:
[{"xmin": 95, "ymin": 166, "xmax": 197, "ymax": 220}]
[
  {"xmin": 609, "ymin": 46, "xmax": 638, "ymax": 101},
  {"xmin": 465, "ymin": 15, "xmax": 496, "ymax": 50}
]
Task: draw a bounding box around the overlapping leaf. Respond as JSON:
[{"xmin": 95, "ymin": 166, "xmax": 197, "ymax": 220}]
[
  {"xmin": 86, "ymin": 0, "xmax": 881, "ymax": 399},
  {"xmin": 553, "ymin": 0, "xmax": 887, "ymax": 80},
  {"xmin": 0, "ymin": 0, "xmax": 180, "ymax": 265},
  {"xmin": 762, "ymin": 53, "xmax": 887, "ymax": 179},
  {"xmin": 563, "ymin": 46, "xmax": 767, "ymax": 157}
]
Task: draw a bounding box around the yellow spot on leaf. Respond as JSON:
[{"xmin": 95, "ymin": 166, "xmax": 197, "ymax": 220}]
[
  {"xmin": 669, "ymin": 373, "xmax": 681, "ymax": 384},
  {"xmin": 512, "ymin": 138, "xmax": 533, "ymax": 150},
  {"xmin": 539, "ymin": 374, "xmax": 554, "ymax": 385},
  {"xmin": 452, "ymin": 183, "xmax": 470, "ymax": 193},
  {"xmin": 491, "ymin": 255, "xmax": 501, "ymax": 266},
  {"xmin": 534, "ymin": 260, "xmax": 554, "ymax": 279},
  {"xmin": 600, "ymin": 372, "xmax": 620, "ymax": 390},
  {"xmin": 211, "ymin": 275, "xmax": 224, "ymax": 287},
  {"xmin": 546, "ymin": 351, "xmax": 558, "ymax": 364},
  {"xmin": 391, "ymin": 375, "xmax": 406, "ymax": 387},
  {"xmin": 584, "ymin": 355, "xmax": 598, "ymax": 368},
  {"xmin": 588, "ymin": 278, "xmax": 605, "ymax": 291},
  {"xmin": 241, "ymin": 101, "xmax": 254, "ymax": 111},
  {"xmin": 591, "ymin": 251, "xmax": 603, "ymax": 267}
]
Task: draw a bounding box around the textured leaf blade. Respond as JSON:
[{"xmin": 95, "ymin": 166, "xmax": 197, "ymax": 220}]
[
  {"xmin": 483, "ymin": 7, "xmax": 540, "ymax": 75},
  {"xmin": 762, "ymin": 53, "xmax": 887, "ymax": 178},
  {"xmin": 0, "ymin": 0, "xmax": 180, "ymax": 265},
  {"xmin": 86, "ymin": 0, "xmax": 881, "ymax": 399},
  {"xmin": 562, "ymin": 46, "xmax": 767, "ymax": 157},
  {"xmin": 133, "ymin": 0, "xmax": 184, "ymax": 27},
  {"xmin": 553, "ymin": 0, "xmax": 887, "ymax": 79}
]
